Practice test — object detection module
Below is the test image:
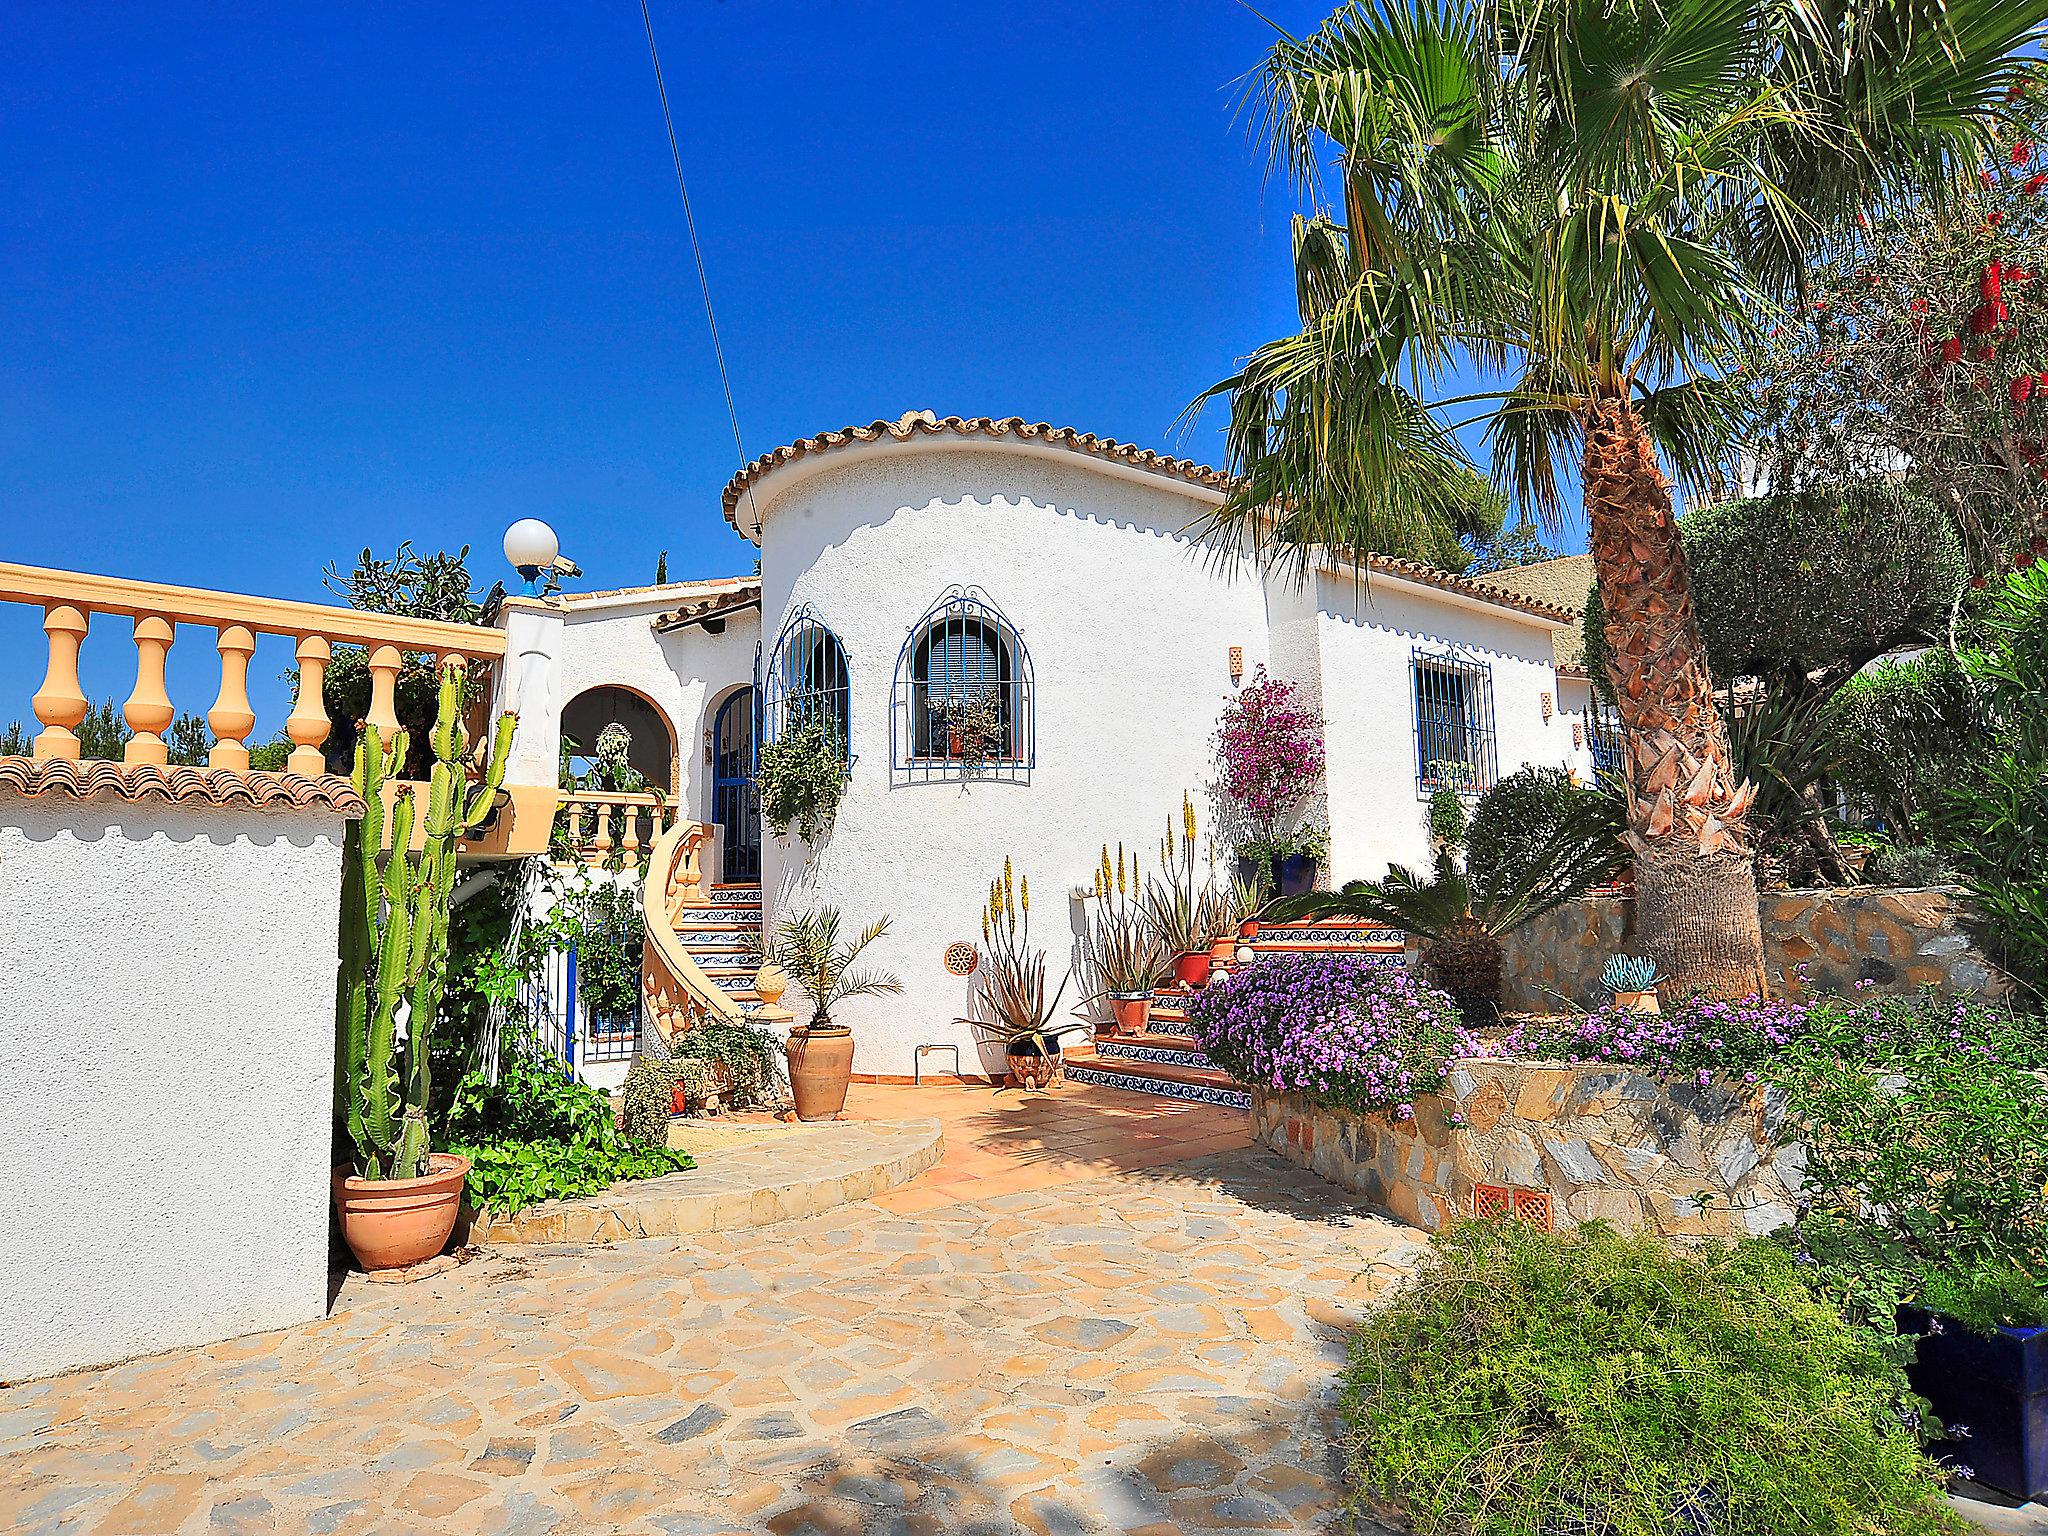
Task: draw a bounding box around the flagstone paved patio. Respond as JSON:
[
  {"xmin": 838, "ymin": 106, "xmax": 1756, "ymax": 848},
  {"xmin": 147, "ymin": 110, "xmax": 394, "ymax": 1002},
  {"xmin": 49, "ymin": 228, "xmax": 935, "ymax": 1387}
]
[{"xmin": 0, "ymin": 1086, "xmax": 1422, "ymax": 1534}]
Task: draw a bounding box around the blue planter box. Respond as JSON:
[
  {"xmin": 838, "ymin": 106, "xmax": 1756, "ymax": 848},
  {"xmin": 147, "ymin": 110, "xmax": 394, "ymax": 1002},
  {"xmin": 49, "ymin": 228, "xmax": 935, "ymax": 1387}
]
[{"xmin": 1901, "ymin": 1308, "xmax": 2048, "ymax": 1500}]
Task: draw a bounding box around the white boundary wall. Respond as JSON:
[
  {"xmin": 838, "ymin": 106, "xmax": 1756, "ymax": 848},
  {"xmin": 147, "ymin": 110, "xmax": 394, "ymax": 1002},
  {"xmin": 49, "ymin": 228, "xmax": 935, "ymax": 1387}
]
[{"xmin": 0, "ymin": 797, "xmax": 344, "ymax": 1381}]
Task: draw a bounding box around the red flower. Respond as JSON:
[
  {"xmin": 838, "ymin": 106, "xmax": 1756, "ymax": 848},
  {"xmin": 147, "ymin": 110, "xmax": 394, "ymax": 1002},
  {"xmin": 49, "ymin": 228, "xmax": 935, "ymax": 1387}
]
[
  {"xmin": 1942, "ymin": 336, "xmax": 1963, "ymax": 364},
  {"xmin": 1972, "ymin": 573, "xmax": 1990, "ymax": 589},
  {"xmin": 1910, "ymin": 297, "xmax": 1931, "ymax": 314},
  {"xmin": 2029, "ymin": 174, "xmax": 2048, "ymax": 196},
  {"xmin": 2021, "ymin": 551, "xmax": 2038, "ymax": 569},
  {"xmin": 1984, "ymin": 263, "xmax": 2005, "ymax": 300},
  {"xmin": 1982, "ymin": 167, "xmax": 1997, "ymax": 188},
  {"xmin": 2015, "ymin": 140, "xmax": 2036, "ymax": 166},
  {"xmin": 1989, "ymin": 211, "xmax": 2006, "ymax": 226},
  {"xmin": 2015, "ymin": 375, "xmax": 2036, "ymax": 403}
]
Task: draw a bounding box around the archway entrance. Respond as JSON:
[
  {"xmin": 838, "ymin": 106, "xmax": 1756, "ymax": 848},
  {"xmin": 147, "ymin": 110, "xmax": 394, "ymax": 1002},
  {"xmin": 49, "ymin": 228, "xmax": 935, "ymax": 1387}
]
[
  {"xmin": 712, "ymin": 688, "xmax": 760, "ymax": 883},
  {"xmin": 560, "ymin": 686, "xmax": 675, "ymax": 793}
]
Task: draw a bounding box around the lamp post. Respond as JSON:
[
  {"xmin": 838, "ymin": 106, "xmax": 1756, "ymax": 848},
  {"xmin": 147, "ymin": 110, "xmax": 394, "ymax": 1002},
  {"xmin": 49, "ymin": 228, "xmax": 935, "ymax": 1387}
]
[{"xmin": 503, "ymin": 518, "xmax": 560, "ymax": 597}]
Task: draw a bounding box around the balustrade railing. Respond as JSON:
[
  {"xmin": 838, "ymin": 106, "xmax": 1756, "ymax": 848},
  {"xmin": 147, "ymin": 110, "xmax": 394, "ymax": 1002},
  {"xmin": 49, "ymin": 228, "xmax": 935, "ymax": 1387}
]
[
  {"xmin": 0, "ymin": 561, "xmax": 508, "ymax": 773},
  {"xmin": 556, "ymin": 791, "xmax": 679, "ymax": 870}
]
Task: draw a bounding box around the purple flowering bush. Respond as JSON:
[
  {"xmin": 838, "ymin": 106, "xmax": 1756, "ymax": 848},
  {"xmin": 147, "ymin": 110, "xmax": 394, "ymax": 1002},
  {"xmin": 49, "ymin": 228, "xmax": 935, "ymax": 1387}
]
[
  {"xmin": 1215, "ymin": 669, "xmax": 1325, "ymax": 847},
  {"xmin": 1492, "ymin": 993, "xmax": 1815, "ymax": 1082},
  {"xmin": 1187, "ymin": 951, "xmax": 1459, "ymax": 1118}
]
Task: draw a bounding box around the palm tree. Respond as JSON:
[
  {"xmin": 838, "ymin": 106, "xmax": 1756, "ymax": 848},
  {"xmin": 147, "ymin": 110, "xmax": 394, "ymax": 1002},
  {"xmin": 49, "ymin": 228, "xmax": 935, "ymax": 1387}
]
[
  {"xmin": 1201, "ymin": 0, "xmax": 2043, "ymax": 996},
  {"xmin": 770, "ymin": 908, "xmax": 904, "ymax": 1031}
]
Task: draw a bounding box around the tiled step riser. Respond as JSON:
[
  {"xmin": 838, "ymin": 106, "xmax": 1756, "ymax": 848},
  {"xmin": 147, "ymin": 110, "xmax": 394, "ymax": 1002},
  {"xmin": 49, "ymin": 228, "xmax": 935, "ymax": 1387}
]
[{"xmin": 1066, "ymin": 1065, "xmax": 1250, "ymax": 1111}]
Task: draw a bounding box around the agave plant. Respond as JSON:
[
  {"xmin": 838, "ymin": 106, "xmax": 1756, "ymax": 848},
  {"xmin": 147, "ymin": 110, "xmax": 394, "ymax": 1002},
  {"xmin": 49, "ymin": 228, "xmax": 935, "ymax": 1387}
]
[
  {"xmin": 769, "ymin": 907, "xmax": 903, "ymax": 1030},
  {"xmin": 1143, "ymin": 791, "xmax": 1217, "ymax": 957},
  {"xmin": 1267, "ymin": 797, "xmax": 1627, "ymax": 1027},
  {"xmin": 1602, "ymin": 954, "xmax": 1665, "ymax": 997},
  {"xmin": 978, "ymin": 859, "xmax": 1080, "ymax": 1056},
  {"xmin": 1084, "ymin": 843, "xmax": 1169, "ymax": 999}
]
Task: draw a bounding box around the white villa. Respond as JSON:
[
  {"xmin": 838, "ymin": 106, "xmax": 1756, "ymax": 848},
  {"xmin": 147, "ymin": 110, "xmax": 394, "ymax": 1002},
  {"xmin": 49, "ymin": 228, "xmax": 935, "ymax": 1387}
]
[{"xmin": 526, "ymin": 410, "xmax": 1597, "ymax": 1083}]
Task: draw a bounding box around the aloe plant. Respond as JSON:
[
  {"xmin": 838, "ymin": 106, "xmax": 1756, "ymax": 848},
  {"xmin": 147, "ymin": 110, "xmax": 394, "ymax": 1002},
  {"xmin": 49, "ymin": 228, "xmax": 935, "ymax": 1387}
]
[
  {"xmin": 1602, "ymin": 955, "xmax": 1665, "ymax": 997},
  {"xmin": 336, "ymin": 661, "xmax": 515, "ymax": 1181}
]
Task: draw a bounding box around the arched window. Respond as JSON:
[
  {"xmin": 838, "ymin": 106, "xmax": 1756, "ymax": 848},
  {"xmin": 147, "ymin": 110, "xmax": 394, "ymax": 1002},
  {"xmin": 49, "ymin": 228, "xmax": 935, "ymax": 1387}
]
[
  {"xmin": 764, "ymin": 607, "xmax": 851, "ymax": 764},
  {"xmin": 892, "ymin": 588, "xmax": 1034, "ymax": 783}
]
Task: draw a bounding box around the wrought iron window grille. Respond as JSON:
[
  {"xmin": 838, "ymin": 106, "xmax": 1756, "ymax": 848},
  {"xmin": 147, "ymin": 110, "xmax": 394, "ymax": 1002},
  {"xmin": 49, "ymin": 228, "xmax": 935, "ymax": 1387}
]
[
  {"xmin": 763, "ymin": 605, "xmax": 853, "ymax": 770},
  {"xmin": 1410, "ymin": 646, "xmax": 1498, "ymax": 795},
  {"xmin": 891, "ymin": 586, "xmax": 1035, "ymax": 784}
]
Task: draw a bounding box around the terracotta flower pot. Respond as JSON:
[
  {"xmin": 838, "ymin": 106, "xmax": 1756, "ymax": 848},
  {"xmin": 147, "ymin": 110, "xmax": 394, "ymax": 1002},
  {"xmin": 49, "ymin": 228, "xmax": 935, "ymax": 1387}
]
[
  {"xmin": 1007, "ymin": 1046, "xmax": 1061, "ymax": 1091},
  {"xmin": 1108, "ymin": 994, "xmax": 1153, "ymax": 1037},
  {"xmin": 1614, "ymin": 990, "xmax": 1662, "ymax": 1015},
  {"xmin": 670, "ymin": 1077, "xmax": 691, "ymax": 1115},
  {"xmin": 1172, "ymin": 950, "xmax": 1213, "ymax": 989},
  {"xmin": 1208, "ymin": 936, "xmax": 1237, "ymax": 965},
  {"xmin": 786, "ymin": 1022, "xmax": 855, "ymax": 1121},
  {"xmin": 1238, "ymin": 918, "xmax": 1260, "ymax": 940},
  {"xmin": 332, "ymin": 1152, "xmax": 471, "ymax": 1272}
]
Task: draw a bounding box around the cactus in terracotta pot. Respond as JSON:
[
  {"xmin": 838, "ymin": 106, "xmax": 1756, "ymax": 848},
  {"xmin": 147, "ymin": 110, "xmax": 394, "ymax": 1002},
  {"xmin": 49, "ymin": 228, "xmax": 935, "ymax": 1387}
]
[{"xmin": 335, "ymin": 660, "xmax": 515, "ymax": 1181}]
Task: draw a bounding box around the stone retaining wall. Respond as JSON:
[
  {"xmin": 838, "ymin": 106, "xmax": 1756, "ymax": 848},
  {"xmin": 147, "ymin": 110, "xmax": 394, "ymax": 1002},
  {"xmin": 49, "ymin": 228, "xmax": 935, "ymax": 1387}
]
[
  {"xmin": 1251, "ymin": 1059, "xmax": 1804, "ymax": 1241},
  {"xmin": 1498, "ymin": 885, "xmax": 2006, "ymax": 1013}
]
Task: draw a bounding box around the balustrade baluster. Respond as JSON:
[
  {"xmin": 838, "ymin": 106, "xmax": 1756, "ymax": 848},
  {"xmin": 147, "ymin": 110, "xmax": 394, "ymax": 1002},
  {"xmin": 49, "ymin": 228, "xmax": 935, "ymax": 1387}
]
[
  {"xmin": 122, "ymin": 616, "xmax": 176, "ymax": 766},
  {"xmin": 207, "ymin": 624, "xmax": 257, "ymax": 770},
  {"xmin": 365, "ymin": 644, "xmax": 402, "ymax": 747},
  {"xmin": 567, "ymin": 801, "xmax": 586, "ymax": 852},
  {"xmin": 30, "ymin": 605, "xmax": 90, "ymax": 760},
  {"xmin": 621, "ymin": 804, "xmax": 642, "ymax": 870},
  {"xmin": 592, "ymin": 803, "xmax": 615, "ymax": 865},
  {"xmin": 285, "ymin": 636, "xmax": 332, "ymax": 776}
]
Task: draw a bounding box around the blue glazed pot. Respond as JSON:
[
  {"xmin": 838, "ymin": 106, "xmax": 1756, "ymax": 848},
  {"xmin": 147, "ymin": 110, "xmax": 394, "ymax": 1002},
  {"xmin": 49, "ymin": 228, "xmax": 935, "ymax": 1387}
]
[
  {"xmin": 1901, "ymin": 1307, "xmax": 2048, "ymax": 1500},
  {"xmin": 1275, "ymin": 854, "xmax": 1319, "ymax": 898}
]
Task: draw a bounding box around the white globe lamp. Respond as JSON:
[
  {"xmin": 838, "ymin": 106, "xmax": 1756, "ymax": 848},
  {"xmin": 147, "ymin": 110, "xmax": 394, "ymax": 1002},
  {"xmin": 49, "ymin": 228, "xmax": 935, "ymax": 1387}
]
[{"xmin": 503, "ymin": 518, "xmax": 560, "ymax": 595}]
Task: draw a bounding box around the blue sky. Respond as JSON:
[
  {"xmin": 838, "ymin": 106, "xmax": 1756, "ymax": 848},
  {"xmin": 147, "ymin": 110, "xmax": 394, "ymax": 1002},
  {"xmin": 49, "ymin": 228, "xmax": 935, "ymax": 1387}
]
[{"xmin": 2, "ymin": 2, "xmax": 1571, "ymax": 724}]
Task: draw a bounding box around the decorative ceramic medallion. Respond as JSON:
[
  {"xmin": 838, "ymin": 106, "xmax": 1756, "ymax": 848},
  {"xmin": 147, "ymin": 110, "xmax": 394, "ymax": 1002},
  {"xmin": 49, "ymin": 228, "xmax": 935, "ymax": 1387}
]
[{"xmin": 943, "ymin": 941, "xmax": 979, "ymax": 976}]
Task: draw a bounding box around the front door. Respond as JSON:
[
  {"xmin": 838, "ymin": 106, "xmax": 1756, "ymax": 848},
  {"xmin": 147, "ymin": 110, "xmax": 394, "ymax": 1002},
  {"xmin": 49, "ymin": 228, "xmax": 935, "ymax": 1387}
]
[{"xmin": 712, "ymin": 688, "xmax": 760, "ymax": 883}]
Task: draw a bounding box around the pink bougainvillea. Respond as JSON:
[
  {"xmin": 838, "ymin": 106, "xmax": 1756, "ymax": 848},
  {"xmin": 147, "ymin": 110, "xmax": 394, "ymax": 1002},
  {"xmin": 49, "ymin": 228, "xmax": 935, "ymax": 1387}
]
[{"xmin": 1215, "ymin": 669, "xmax": 1326, "ymax": 840}]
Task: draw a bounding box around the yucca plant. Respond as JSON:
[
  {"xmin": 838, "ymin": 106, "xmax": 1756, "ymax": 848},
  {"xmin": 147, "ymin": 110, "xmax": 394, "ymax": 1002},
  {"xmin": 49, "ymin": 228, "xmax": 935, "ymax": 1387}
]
[
  {"xmin": 1085, "ymin": 843, "xmax": 1169, "ymax": 998},
  {"xmin": 769, "ymin": 907, "xmax": 902, "ymax": 1031},
  {"xmin": 978, "ymin": 859, "xmax": 1081, "ymax": 1057},
  {"xmin": 1268, "ymin": 797, "xmax": 1627, "ymax": 1027}
]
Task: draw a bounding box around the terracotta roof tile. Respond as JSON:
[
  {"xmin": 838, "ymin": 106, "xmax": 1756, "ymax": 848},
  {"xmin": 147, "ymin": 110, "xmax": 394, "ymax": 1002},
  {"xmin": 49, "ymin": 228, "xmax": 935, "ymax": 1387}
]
[
  {"xmin": 722, "ymin": 411, "xmax": 1231, "ymax": 530},
  {"xmin": 651, "ymin": 583, "xmax": 763, "ymax": 634},
  {"xmin": 721, "ymin": 410, "xmax": 1577, "ymax": 626},
  {"xmin": 0, "ymin": 758, "xmax": 365, "ymax": 817}
]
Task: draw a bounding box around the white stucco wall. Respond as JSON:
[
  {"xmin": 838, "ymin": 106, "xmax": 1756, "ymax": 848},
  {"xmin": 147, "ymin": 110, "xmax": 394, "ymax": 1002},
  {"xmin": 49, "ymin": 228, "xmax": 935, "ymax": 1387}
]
[
  {"xmin": 1312, "ymin": 569, "xmax": 1578, "ymax": 883},
  {"xmin": 0, "ymin": 797, "xmax": 345, "ymax": 1382},
  {"xmin": 755, "ymin": 444, "xmax": 1274, "ymax": 1078},
  {"xmin": 556, "ymin": 593, "xmax": 760, "ymax": 831}
]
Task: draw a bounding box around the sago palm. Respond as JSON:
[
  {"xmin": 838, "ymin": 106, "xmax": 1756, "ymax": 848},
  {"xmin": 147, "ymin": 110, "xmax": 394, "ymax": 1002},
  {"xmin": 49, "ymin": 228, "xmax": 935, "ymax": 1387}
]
[
  {"xmin": 1201, "ymin": 0, "xmax": 2043, "ymax": 996},
  {"xmin": 1266, "ymin": 794, "xmax": 1627, "ymax": 1024}
]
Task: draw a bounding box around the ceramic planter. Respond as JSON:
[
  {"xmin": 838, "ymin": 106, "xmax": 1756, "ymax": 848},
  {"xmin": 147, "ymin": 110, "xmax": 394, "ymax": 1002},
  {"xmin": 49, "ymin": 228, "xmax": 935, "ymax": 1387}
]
[
  {"xmin": 1108, "ymin": 994, "xmax": 1153, "ymax": 1036},
  {"xmin": 1006, "ymin": 1043, "xmax": 1061, "ymax": 1091},
  {"xmin": 1208, "ymin": 936, "xmax": 1237, "ymax": 965},
  {"xmin": 1172, "ymin": 950, "xmax": 1213, "ymax": 989},
  {"xmin": 1275, "ymin": 854, "xmax": 1319, "ymax": 898},
  {"xmin": 1902, "ymin": 1308, "xmax": 2048, "ymax": 1500},
  {"xmin": 1613, "ymin": 990, "xmax": 1662, "ymax": 1014},
  {"xmin": 332, "ymin": 1152, "xmax": 471, "ymax": 1272},
  {"xmin": 1238, "ymin": 918, "xmax": 1260, "ymax": 940},
  {"xmin": 785, "ymin": 1022, "xmax": 855, "ymax": 1121}
]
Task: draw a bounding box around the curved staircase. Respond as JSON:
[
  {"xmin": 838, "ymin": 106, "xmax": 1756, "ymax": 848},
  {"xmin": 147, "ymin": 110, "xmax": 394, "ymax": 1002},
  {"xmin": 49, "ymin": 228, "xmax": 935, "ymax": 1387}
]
[
  {"xmin": 639, "ymin": 821, "xmax": 789, "ymax": 1043},
  {"xmin": 1065, "ymin": 918, "xmax": 1405, "ymax": 1109}
]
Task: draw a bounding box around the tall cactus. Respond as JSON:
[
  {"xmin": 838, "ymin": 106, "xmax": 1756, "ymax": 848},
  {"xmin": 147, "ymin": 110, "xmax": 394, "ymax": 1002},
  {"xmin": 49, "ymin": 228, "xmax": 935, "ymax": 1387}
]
[{"xmin": 335, "ymin": 659, "xmax": 516, "ymax": 1180}]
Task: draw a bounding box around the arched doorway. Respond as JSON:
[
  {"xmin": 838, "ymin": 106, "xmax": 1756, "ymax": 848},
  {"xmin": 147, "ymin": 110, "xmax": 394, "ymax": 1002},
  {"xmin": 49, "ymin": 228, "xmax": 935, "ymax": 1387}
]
[
  {"xmin": 712, "ymin": 687, "xmax": 759, "ymax": 882},
  {"xmin": 560, "ymin": 686, "xmax": 676, "ymax": 793}
]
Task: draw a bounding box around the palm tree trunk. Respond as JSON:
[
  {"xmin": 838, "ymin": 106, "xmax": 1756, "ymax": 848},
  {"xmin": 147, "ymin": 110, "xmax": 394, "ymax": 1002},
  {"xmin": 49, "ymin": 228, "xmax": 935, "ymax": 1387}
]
[{"xmin": 1583, "ymin": 395, "xmax": 1768, "ymax": 999}]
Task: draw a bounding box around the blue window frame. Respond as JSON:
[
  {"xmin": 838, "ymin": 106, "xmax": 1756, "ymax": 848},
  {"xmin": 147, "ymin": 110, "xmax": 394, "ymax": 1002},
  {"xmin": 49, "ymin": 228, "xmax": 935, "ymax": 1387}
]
[
  {"xmin": 891, "ymin": 587, "xmax": 1034, "ymax": 783},
  {"xmin": 763, "ymin": 607, "xmax": 851, "ymax": 765},
  {"xmin": 1411, "ymin": 647, "xmax": 1497, "ymax": 794}
]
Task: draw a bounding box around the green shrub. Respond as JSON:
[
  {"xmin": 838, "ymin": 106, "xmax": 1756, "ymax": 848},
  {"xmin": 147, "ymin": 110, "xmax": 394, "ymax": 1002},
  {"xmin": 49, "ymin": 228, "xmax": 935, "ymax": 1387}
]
[
  {"xmin": 619, "ymin": 1054, "xmax": 682, "ymax": 1147},
  {"xmin": 440, "ymin": 1035, "xmax": 692, "ymax": 1217},
  {"xmin": 1781, "ymin": 991, "xmax": 2048, "ymax": 1335},
  {"xmin": 1343, "ymin": 1220, "xmax": 1964, "ymax": 1536},
  {"xmin": 1466, "ymin": 765, "xmax": 1618, "ymax": 892},
  {"xmin": 1832, "ymin": 653, "xmax": 1982, "ymax": 843},
  {"xmin": 671, "ymin": 1019, "xmax": 785, "ymax": 1108}
]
